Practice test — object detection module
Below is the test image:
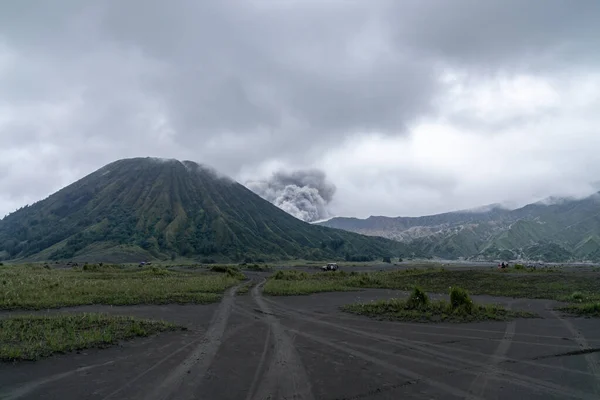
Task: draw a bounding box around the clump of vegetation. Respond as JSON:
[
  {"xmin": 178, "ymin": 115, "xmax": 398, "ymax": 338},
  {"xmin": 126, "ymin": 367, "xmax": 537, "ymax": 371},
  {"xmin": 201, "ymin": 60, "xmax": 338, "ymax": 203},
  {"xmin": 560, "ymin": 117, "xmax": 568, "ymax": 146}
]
[
  {"xmin": 141, "ymin": 266, "xmax": 172, "ymax": 276},
  {"xmin": 0, "ymin": 313, "xmax": 182, "ymax": 361},
  {"xmin": 264, "ymin": 269, "xmax": 357, "ymax": 295},
  {"xmin": 0, "ymin": 265, "xmax": 242, "ymax": 310},
  {"xmin": 243, "ymin": 264, "xmax": 272, "ymax": 272},
  {"xmin": 500, "ymin": 264, "xmax": 561, "ymax": 274},
  {"xmin": 450, "ymin": 287, "xmax": 473, "ymax": 313},
  {"xmin": 262, "ymin": 268, "xmax": 600, "ymax": 303},
  {"xmin": 210, "ymin": 265, "xmax": 245, "ymax": 279},
  {"xmin": 407, "ymin": 287, "xmax": 429, "ymax": 308},
  {"xmin": 571, "ymin": 291, "xmax": 585, "ymax": 303},
  {"xmin": 272, "ymin": 270, "xmax": 309, "ymax": 280},
  {"xmin": 559, "ymin": 302, "xmax": 600, "ymax": 318},
  {"xmin": 342, "ymin": 286, "xmax": 537, "ymax": 323},
  {"xmin": 82, "ymin": 263, "xmax": 123, "ymax": 272},
  {"xmin": 237, "ymin": 281, "xmax": 256, "ymax": 295}
]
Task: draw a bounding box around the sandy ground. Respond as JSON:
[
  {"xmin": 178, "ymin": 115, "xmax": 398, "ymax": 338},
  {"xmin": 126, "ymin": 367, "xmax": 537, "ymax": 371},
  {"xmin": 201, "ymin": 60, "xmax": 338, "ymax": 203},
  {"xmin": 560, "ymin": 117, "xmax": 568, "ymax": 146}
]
[{"xmin": 1, "ymin": 275, "xmax": 600, "ymax": 400}]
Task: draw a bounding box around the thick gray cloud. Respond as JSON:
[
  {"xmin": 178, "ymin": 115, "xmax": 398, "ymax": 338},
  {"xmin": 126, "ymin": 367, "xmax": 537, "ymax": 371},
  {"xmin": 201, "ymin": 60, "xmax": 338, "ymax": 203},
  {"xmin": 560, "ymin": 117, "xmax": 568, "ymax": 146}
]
[{"xmin": 1, "ymin": 1, "xmax": 600, "ymax": 219}]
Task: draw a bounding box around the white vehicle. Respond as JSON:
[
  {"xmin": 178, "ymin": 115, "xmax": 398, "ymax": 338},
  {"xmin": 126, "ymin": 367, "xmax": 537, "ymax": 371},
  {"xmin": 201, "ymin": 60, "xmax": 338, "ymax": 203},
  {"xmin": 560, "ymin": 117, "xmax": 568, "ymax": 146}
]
[{"xmin": 321, "ymin": 263, "xmax": 339, "ymax": 271}]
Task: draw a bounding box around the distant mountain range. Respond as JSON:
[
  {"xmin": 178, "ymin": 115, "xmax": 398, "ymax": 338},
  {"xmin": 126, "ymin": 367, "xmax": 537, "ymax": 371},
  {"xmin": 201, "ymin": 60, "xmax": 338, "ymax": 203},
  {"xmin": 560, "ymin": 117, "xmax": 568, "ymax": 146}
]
[
  {"xmin": 0, "ymin": 158, "xmax": 405, "ymax": 263},
  {"xmin": 317, "ymin": 194, "xmax": 600, "ymax": 262}
]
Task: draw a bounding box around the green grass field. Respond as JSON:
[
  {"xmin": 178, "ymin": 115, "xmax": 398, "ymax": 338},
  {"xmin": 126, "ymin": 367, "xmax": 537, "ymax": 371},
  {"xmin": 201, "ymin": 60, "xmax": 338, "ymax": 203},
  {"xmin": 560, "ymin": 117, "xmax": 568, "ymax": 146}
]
[
  {"xmin": 263, "ymin": 269, "xmax": 600, "ymax": 303},
  {"xmin": 0, "ymin": 264, "xmax": 243, "ymax": 310},
  {"xmin": 0, "ymin": 313, "xmax": 181, "ymax": 361},
  {"xmin": 342, "ymin": 287, "xmax": 538, "ymax": 323}
]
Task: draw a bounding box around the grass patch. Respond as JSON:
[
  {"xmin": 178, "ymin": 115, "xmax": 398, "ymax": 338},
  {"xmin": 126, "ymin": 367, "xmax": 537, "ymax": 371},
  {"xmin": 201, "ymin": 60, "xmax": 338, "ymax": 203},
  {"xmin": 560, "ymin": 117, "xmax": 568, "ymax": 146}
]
[
  {"xmin": 209, "ymin": 265, "xmax": 245, "ymax": 279},
  {"xmin": 1, "ymin": 265, "xmax": 243, "ymax": 310},
  {"xmin": 341, "ymin": 287, "xmax": 538, "ymax": 323},
  {"xmin": 237, "ymin": 281, "xmax": 256, "ymax": 295},
  {"xmin": 262, "ymin": 269, "xmax": 600, "ymax": 302},
  {"xmin": 272, "ymin": 270, "xmax": 310, "ymax": 280},
  {"xmin": 571, "ymin": 291, "xmax": 585, "ymax": 302},
  {"xmin": 0, "ymin": 313, "xmax": 181, "ymax": 361},
  {"xmin": 241, "ymin": 264, "xmax": 272, "ymax": 272},
  {"xmin": 499, "ymin": 264, "xmax": 562, "ymax": 273},
  {"xmin": 559, "ymin": 302, "xmax": 600, "ymax": 318},
  {"xmin": 263, "ymin": 270, "xmax": 358, "ymax": 295},
  {"xmin": 264, "ymin": 279, "xmax": 359, "ymax": 296}
]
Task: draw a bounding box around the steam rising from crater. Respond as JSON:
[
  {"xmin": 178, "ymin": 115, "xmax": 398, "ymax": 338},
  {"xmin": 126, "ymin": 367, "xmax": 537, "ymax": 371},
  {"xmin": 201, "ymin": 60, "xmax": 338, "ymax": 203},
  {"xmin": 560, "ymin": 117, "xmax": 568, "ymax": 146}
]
[{"xmin": 246, "ymin": 169, "xmax": 336, "ymax": 222}]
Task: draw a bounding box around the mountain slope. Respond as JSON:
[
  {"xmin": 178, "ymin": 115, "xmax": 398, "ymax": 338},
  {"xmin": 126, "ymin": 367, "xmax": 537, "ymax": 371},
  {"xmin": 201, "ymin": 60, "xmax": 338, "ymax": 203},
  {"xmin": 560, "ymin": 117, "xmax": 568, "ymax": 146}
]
[
  {"xmin": 318, "ymin": 194, "xmax": 600, "ymax": 262},
  {"xmin": 0, "ymin": 158, "xmax": 406, "ymax": 262}
]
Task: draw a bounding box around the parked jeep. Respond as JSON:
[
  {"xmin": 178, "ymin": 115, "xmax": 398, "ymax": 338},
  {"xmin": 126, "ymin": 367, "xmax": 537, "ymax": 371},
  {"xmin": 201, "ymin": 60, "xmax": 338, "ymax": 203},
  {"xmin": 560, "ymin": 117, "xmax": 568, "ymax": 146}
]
[{"xmin": 321, "ymin": 263, "xmax": 339, "ymax": 271}]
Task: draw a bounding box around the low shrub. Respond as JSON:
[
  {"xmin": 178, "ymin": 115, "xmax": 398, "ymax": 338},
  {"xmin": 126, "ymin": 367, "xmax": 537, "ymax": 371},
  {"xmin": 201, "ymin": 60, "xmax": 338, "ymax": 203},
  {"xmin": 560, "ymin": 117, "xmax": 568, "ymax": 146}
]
[
  {"xmin": 82, "ymin": 264, "xmax": 122, "ymax": 272},
  {"xmin": 450, "ymin": 286, "xmax": 473, "ymax": 313},
  {"xmin": 272, "ymin": 270, "xmax": 309, "ymax": 280},
  {"xmin": 245, "ymin": 264, "xmax": 272, "ymax": 272},
  {"xmin": 210, "ymin": 265, "xmax": 244, "ymax": 279},
  {"xmin": 407, "ymin": 286, "xmax": 429, "ymax": 308},
  {"xmin": 560, "ymin": 302, "xmax": 600, "ymax": 317},
  {"xmin": 147, "ymin": 266, "xmax": 170, "ymax": 276},
  {"xmin": 571, "ymin": 291, "xmax": 585, "ymax": 303}
]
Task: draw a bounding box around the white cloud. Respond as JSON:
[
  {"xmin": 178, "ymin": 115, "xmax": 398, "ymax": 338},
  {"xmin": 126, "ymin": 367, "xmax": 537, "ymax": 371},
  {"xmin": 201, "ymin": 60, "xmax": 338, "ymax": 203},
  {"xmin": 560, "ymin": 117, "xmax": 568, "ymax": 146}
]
[
  {"xmin": 317, "ymin": 71, "xmax": 600, "ymax": 218},
  {"xmin": 1, "ymin": 1, "xmax": 600, "ymax": 221}
]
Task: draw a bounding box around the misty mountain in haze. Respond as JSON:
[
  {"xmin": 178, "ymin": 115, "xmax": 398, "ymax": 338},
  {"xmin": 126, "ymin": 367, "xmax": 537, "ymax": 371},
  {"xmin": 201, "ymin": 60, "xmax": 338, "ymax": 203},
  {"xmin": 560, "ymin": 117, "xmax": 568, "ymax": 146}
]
[
  {"xmin": 0, "ymin": 158, "xmax": 405, "ymax": 263},
  {"xmin": 318, "ymin": 194, "xmax": 600, "ymax": 262}
]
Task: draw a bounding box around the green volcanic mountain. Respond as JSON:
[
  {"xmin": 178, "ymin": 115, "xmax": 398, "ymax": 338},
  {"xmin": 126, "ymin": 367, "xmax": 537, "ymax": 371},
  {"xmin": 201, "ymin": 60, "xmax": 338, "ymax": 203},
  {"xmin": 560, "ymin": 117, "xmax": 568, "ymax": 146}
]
[
  {"xmin": 318, "ymin": 194, "xmax": 600, "ymax": 262},
  {"xmin": 0, "ymin": 158, "xmax": 406, "ymax": 263}
]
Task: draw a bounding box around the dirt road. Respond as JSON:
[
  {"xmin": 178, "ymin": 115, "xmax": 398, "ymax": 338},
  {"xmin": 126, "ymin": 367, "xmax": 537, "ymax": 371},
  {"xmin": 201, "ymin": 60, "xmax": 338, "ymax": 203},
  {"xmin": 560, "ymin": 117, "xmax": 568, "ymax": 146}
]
[{"xmin": 1, "ymin": 277, "xmax": 599, "ymax": 399}]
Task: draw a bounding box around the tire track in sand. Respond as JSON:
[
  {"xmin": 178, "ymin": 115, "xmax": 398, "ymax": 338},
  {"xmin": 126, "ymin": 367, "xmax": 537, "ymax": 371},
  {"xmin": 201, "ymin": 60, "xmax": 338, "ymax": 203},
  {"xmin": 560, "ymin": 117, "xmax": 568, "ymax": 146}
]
[
  {"xmin": 551, "ymin": 309, "xmax": 600, "ymax": 395},
  {"xmin": 467, "ymin": 300, "xmax": 516, "ymax": 398},
  {"xmin": 250, "ymin": 280, "xmax": 314, "ymax": 400},
  {"xmin": 244, "ymin": 324, "xmax": 271, "ymax": 400},
  {"xmin": 289, "ymin": 329, "xmax": 485, "ymax": 400},
  {"xmin": 146, "ymin": 285, "xmax": 239, "ymax": 400},
  {"xmin": 0, "ymin": 360, "xmax": 117, "ymax": 400},
  {"xmin": 265, "ymin": 298, "xmax": 596, "ymax": 400}
]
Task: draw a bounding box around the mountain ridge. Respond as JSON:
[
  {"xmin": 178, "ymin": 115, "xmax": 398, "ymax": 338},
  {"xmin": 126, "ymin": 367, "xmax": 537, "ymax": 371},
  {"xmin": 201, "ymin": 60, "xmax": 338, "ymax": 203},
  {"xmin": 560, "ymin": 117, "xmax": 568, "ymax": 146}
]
[{"xmin": 318, "ymin": 193, "xmax": 600, "ymax": 262}]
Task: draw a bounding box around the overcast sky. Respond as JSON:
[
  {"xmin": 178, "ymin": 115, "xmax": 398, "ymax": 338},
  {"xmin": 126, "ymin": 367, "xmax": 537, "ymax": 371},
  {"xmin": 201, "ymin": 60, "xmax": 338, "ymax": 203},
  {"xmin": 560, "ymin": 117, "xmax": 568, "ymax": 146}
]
[{"xmin": 2, "ymin": 0, "xmax": 600, "ymax": 219}]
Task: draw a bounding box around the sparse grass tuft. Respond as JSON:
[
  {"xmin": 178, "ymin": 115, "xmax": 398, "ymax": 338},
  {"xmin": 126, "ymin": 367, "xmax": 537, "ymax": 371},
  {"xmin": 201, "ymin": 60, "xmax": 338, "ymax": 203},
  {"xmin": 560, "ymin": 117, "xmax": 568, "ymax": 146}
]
[
  {"xmin": 0, "ymin": 265, "xmax": 242, "ymax": 310},
  {"xmin": 82, "ymin": 263, "xmax": 123, "ymax": 272},
  {"xmin": 559, "ymin": 302, "xmax": 600, "ymax": 317},
  {"xmin": 571, "ymin": 291, "xmax": 585, "ymax": 303},
  {"xmin": 210, "ymin": 265, "xmax": 245, "ymax": 279},
  {"xmin": 342, "ymin": 286, "xmax": 537, "ymax": 323},
  {"xmin": 272, "ymin": 270, "xmax": 310, "ymax": 280},
  {"xmin": 243, "ymin": 264, "xmax": 272, "ymax": 272},
  {"xmin": 0, "ymin": 313, "xmax": 182, "ymax": 361},
  {"xmin": 237, "ymin": 281, "xmax": 256, "ymax": 295}
]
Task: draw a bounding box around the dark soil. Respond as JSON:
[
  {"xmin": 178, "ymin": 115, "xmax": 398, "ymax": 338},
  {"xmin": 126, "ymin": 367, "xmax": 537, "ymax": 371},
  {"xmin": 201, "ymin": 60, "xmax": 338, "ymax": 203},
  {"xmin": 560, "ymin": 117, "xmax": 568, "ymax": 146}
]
[{"xmin": 1, "ymin": 279, "xmax": 599, "ymax": 399}]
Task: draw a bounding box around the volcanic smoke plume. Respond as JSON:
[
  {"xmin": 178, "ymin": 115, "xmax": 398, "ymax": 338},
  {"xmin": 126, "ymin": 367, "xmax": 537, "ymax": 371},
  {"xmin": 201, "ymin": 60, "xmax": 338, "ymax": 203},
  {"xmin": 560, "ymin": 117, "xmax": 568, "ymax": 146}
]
[{"xmin": 246, "ymin": 169, "xmax": 336, "ymax": 222}]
